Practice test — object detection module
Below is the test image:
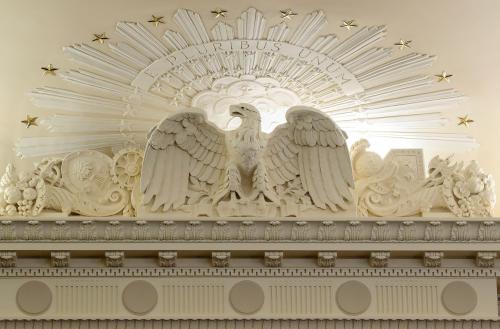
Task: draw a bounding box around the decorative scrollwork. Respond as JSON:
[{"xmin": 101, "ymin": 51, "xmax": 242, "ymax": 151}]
[
  {"xmin": 352, "ymin": 139, "xmax": 495, "ymax": 217},
  {"xmin": 0, "ymin": 150, "xmax": 131, "ymax": 218}
]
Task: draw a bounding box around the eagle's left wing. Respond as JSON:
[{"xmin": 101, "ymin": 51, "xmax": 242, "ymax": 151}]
[{"xmin": 265, "ymin": 106, "xmax": 354, "ymax": 211}]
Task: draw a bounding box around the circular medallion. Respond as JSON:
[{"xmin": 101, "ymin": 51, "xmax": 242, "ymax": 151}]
[
  {"xmin": 122, "ymin": 280, "xmax": 158, "ymax": 315},
  {"xmin": 229, "ymin": 280, "xmax": 265, "ymax": 314},
  {"xmin": 16, "ymin": 281, "xmax": 52, "ymax": 315},
  {"xmin": 336, "ymin": 280, "xmax": 371, "ymax": 315},
  {"xmin": 441, "ymin": 281, "xmax": 477, "ymax": 315},
  {"xmin": 61, "ymin": 150, "xmax": 113, "ymax": 194}
]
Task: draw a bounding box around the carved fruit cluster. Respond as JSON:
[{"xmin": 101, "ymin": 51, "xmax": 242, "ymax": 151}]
[
  {"xmin": 442, "ymin": 160, "xmax": 496, "ymax": 217},
  {"xmin": 0, "ymin": 164, "xmax": 46, "ymax": 217}
]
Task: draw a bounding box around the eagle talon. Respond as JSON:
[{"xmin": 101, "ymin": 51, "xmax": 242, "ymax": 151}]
[
  {"xmin": 250, "ymin": 161, "xmax": 279, "ymax": 204},
  {"xmin": 248, "ymin": 189, "xmax": 279, "ymax": 204},
  {"xmin": 212, "ymin": 161, "xmax": 243, "ymax": 205},
  {"xmin": 212, "ymin": 188, "xmax": 242, "ymax": 205}
]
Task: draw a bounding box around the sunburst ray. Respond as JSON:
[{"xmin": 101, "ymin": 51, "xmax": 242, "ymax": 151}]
[{"xmin": 17, "ymin": 7, "xmax": 476, "ymax": 158}]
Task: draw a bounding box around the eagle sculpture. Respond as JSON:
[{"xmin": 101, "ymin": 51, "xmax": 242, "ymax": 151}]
[{"xmin": 140, "ymin": 104, "xmax": 354, "ymax": 217}]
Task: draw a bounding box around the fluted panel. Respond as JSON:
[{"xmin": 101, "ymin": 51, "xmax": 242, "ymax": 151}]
[
  {"xmin": 375, "ymin": 284, "xmax": 439, "ymax": 315},
  {"xmin": 55, "ymin": 285, "xmax": 119, "ymax": 315},
  {"xmin": 269, "ymin": 285, "xmax": 335, "ymax": 315},
  {"xmin": 162, "ymin": 285, "xmax": 225, "ymax": 315}
]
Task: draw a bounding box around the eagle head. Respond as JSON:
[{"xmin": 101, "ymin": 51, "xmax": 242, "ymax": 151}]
[{"xmin": 229, "ymin": 103, "xmax": 261, "ymax": 122}]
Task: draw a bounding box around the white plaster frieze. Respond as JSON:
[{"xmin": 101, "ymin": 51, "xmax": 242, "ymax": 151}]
[{"xmin": 1, "ymin": 139, "xmax": 495, "ymax": 219}]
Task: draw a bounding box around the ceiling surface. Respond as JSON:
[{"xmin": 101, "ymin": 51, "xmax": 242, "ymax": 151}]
[{"xmin": 1, "ymin": 0, "xmax": 499, "ymax": 213}]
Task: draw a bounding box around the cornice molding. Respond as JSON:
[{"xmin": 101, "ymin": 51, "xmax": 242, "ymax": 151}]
[
  {"xmin": 0, "ymin": 267, "xmax": 498, "ymax": 278},
  {"xmin": 0, "ymin": 318, "xmax": 499, "ymax": 324},
  {"xmin": 1, "ymin": 218, "xmax": 499, "ymax": 243}
]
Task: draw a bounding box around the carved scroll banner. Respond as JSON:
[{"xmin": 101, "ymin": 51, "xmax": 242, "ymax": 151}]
[{"xmin": 133, "ymin": 40, "xmax": 363, "ymax": 96}]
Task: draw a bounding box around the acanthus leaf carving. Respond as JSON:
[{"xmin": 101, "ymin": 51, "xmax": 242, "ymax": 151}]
[
  {"xmin": 451, "ymin": 221, "xmax": 470, "ymax": 241},
  {"xmin": 424, "ymin": 221, "xmax": 443, "ymax": 241},
  {"xmin": 105, "ymin": 251, "xmax": 124, "ymax": 267},
  {"xmin": 0, "ymin": 221, "xmax": 16, "ymax": 240},
  {"xmin": 23, "ymin": 220, "xmax": 42, "ymax": 240},
  {"xmin": 423, "ymin": 251, "xmax": 443, "ymax": 267},
  {"xmin": 211, "ymin": 221, "xmax": 230, "ymax": 240},
  {"xmin": 51, "ymin": 220, "xmax": 70, "ymax": 240},
  {"xmin": 317, "ymin": 221, "xmax": 336, "ymax": 241},
  {"xmin": 478, "ymin": 221, "xmax": 497, "ymax": 241},
  {"xmin": 159, "ymin": 220, "xmax": 177, "ymax": 240},
  {"xmin": 132, "ymin": 220, "xmax": 150, "ymax": 240},
  {"xmin": 370, "ymin": 251, "xmax": 390, "ymax": 268},
  {"xmin": 265, "ymin": 221, "xmax": 282, "ymax": 241},
  {"xmin": 78, "ymin": 220, "xmax": 97, "ymax": 240},
  {"xmin": 185, "ymin": 221, "xmax": 204, "ymax": 240},
  {"xmin": 158, "ymin": 251, "xmax": 177, "ymax": 267},
  {"xmin": 264, "ymin": 251, "xmax": 283, "ymax": 267},
  {"xmin": 291, "ymin": 221, "xmax": 310, "ymax": 241},
  {"xmin": 105, "ymin": 220, "xmax": 123, "ymax": 240},
  {"xmin": 211, "ymin": 251, "xmax": 231, "ymax": 267},
  {"xmin": 238, "ymin": 220, "xmax": 256, "ymax": 240},
  {"xmin": 371, "ymin": 221, "xmax": 391, "ymax": 241},
  {"xmin": 51, "ymin": 251, "xmax": 70, "ymax": 267},
  {"xmin": 476, "ymin": 251, "xmax": 497, "ymax": 268},
  {"xmin": 1, "ymin": 218, "xmax": 500, "ymax": 243},
  {"xmin": 344, "ymin": 220, "xmax": 362, "ymax": 241},
  {"xmin": 0, "ymin": 251, "xmax": 16, "ymax": 268},
  {"xmin": 398, "ymin": 221, "xmax": 415, "ymax": 241},
  {"xmin": 317, "ymin": 252, "xmax": 337, "ymax": 267}
]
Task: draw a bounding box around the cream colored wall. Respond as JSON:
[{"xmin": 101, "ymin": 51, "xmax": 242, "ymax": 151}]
[{"xmin": 1, "ymin": 0, "xmax": 500, "ymax": 212}]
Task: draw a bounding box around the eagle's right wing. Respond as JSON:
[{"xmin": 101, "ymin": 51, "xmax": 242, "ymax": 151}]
[{"xmin": 141, "ymin": 110, "xmax": 227, "ymax": 211}]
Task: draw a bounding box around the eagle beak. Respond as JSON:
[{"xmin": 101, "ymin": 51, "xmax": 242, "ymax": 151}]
[{"xmin": 229, "ymin": 105, "xmax": 244, "ymax": 117}]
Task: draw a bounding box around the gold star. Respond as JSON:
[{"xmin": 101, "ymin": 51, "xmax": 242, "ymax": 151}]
[
  {"xmin": 435, "ymin": 71, "xmax": 453, "ymax": 82},
  {"xmin": 211, "ymin": 8, "xmax": 227, "ymax": 18},
  {"xmin": 395, "ymin": 39, "xmax": 412, "ymax": 50},
  {"xmin": 92, "ymin": 33, "xmax": 109, "ymax": 44},
  {"xmin": 458, "ymin": 115, "xmax": 474, "ymax": 127},
  {"xmin": 280, "ymin": 9, "xmax": 298, "ymax": 20},
  {"xmin": 41, "ymin": 64, "xmax": 58, "ymax": 76},
  {"xmin": 340, "ymin": 19, "xmax": 358, "ymax": 30},
  {"xmin": 21, "ymin": 115, "xmax": 38, "ymax": 128},
  {"xmin": 148, "ymin": 15, "xmax": 165, "ymax": 27}
]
